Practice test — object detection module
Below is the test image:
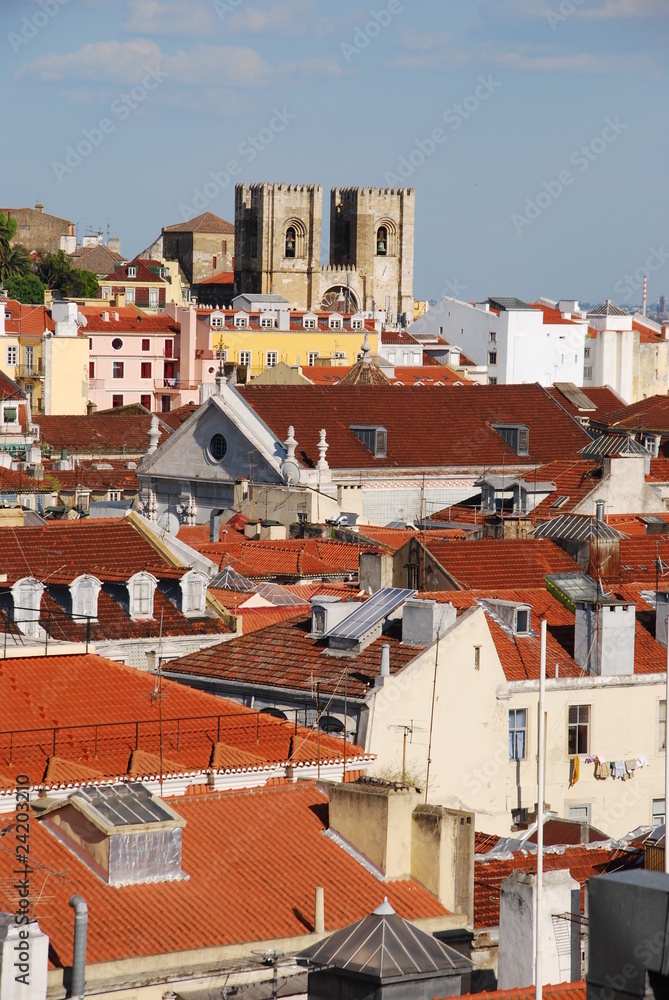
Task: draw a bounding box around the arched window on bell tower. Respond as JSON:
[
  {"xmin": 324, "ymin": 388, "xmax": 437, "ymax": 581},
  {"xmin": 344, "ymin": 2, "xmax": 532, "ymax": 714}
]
[
  {"xmin": 285, "ymin": 226, "xmax": 297, "ymax": 258},
  {"xmin": 376, "ymin": 225, "xmax": 388, "ymax": 256}
]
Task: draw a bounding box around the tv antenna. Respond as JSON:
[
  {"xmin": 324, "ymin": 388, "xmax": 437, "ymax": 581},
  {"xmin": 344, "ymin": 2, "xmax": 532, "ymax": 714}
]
[{"xmin": 389, "ymin": 720, "xmax": 426, "ymax": 784}]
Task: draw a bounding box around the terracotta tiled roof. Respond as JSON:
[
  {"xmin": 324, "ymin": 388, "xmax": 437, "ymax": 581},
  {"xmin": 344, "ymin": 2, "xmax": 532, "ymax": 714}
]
[
  {"xmin": 633, "ymin": 316, "xmax": 666, "ymax": 343},
  {"xmin": 544, "ymin": 385, "xmax": 624, "ymax": 422},
  {"xmin": 69, "ymin": 244, "xmax": 124, "ymax": 274},
  {"xmin": 303, "ymin": 365, "xmax": 470, "ymax": 386},
  {"xmin": 0, "ymin": 518, "xmax": 184, "ymax": 585},
  {"xmin": 475, "ymin": 831, "xmax": 500, "ymax": 854},
  {"xmin": 381, "ymin": 330, "xmax": 421, "ymax": 345},
  {"xmin": 0, "ymin": 783, "xmax": 446, "ymax": 969},
  {"xmin": 591, "ymin": 393, "xmax": 669, "ymax": 435},
  {"xmin": 192, "ymin": 538, "xmax": 369, "ymax": 580},
  {"xmin": 2, "ymin": 299, "xmax": 54, "ymax": 335},
  {"xmin": 457, "ymin": 984, "xmax": 585, "ymax": 1000},
  {"xmin": 474, "ymin": 845, "xmax": 639, "ymax": 928},
  {"xmin": 618, "ymin": 537, "xmax": 669, "ymax": 584},
  {"xmin": 101, "ymin": 260, "xmax": 168, "ymax": 284},
  {"xmin": 355, "ymin": 526, "xmax": 420, "ymax": 550},
  {"xmin": 238, "ymin": 384, "xmax": 592, "ymax": 469},
  {"xmin": 80, "ymin": 305, "xmax": 179, "ymax": 333},
  {"xmin": 528, "ymin": 302, "xmax": 583, "ymax": 326},
  {"xmin": 431, "ymin": 584, "xmax": 669, "ymax": 682},
  {"xmin": 197, "ymin": 271, "xmax": 235, "ymax": 286},
  {"xmin": 606, "ymin": 512, "xmax": 669, "ymax": 536},
  {"xmin": 0, "ymin": 654, "xmax": 356, "ymax": 791},
  {"xmin": 34, "ymin": 412, "xmax": 169, "ymax": 456},
  {"xmin": 422, "ymin": 538, "xmax": 582, "ymax": 589},
  {"xmin": 529, "ymin": 460, "xmax": 603, "ymax": 517},
  {"xmin": 47, "ymin": 458, "xmax": 140, "ymax": 492},
  {"xmin": 165, "ymin": 615, "xmax": 422, "ymax": 699},
  {"xmin": 163, "ymin": 211, "xmax": 235, "ymax": 234}
]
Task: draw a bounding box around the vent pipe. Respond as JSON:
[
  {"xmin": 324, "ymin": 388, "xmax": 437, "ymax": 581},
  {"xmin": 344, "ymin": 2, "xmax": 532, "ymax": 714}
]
[
  {"xmin": 314, "ymin": 886, "xmax": 325, "ymax": 934},
  {"xmin": 595, "ymin": 500, "xmax": 605, "ymax": 523},
  {"xmin": 68, "ymin": 895, "xmax": 88, "ymax": 999},
  {"xmin": 380, "ymin": 643, "xmax": 390, "ymax": 678}
]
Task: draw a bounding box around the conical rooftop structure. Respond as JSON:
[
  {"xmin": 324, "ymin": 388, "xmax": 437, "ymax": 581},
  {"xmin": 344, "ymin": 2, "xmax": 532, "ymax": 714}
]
[
  {"xmin": 337, "ymin": 334, "xmax": 391, "ymax": 387},
  {"xmin": 298, "ymin": 898, "xmax": 470, "ymax": 996}
]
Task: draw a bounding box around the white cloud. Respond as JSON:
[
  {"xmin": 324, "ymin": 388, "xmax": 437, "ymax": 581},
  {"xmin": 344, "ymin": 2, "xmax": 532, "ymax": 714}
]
[
  {"xmin": 15, "ymin": 40, "xmax": 273, "ymax": 90},
  {"xmin": 224, "ymin": 0, "xmax": 315, "ymax": 34},
  {"xmin": 580, "ymin": 0, "xmax": 669, "ymax": 18},
  {"xmin": 481, "ymin": 0, "xmax": 669, "ymax": 18},
  {"xmin": 120, "ymin": 0, "xmax": 218, "ymax": 35}
]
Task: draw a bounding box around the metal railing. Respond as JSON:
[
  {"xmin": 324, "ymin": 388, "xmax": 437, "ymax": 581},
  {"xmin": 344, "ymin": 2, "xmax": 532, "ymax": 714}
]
[
  {"xmin": 16, "ymin": 363, "xmax": 44, "ymax": 378},
  {"xmin": 0, "ymin": 606, "xmax": 93, "ymax": 658}
]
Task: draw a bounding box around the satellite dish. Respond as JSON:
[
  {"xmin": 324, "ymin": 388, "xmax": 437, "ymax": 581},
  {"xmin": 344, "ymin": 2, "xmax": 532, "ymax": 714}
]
[{"xmin": 157, "ymin": 511, "xmax": 180, "ymax": 535}]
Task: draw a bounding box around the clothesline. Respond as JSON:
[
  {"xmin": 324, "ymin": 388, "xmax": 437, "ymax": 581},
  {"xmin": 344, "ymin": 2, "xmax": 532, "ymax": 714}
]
[{"xmin": 583, "ymin": 755, "xmax": 648, "ymax": 781}]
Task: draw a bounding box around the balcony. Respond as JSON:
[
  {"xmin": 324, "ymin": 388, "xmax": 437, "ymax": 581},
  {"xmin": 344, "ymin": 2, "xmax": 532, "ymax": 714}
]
[
  {"xmin": 16, "ymin": 363, "xmax": 44, "ymax": 379},
  {"xmin": 156, "ymin": 380, "xmax": 198, "ymax": 392}
]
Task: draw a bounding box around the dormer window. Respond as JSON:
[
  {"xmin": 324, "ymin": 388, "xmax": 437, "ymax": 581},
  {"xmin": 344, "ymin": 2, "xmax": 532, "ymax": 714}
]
[
  {"xmin": 351, "ymin": 319, "xmax": 363, "ymax": 331},
  {"xmin": 180, "ymin": 570, "xmax": 207, "ymax": 617},
  {"xmin": 234, "ymin": 313, "xmax": 249, "ymax": 329},
  {"xmin": 285, "ymin": 227, "xmax": 296, "ymax": 258},
  {"xmin": 492, "ymin": 424, "xmax": 529, "ymax": 457},
  {"xmin": 303, "ymin": 314, "xmax": 317, "ymax": 330},
  {"xmin": 70, "ymin": 574, "xmax": 102, "ymax": 622},
  {"xmin": 260, "ymin": 316, "xmax": 275, "ymax": 329},
  {"xmin": 351, "ymin": 425, "xmax": 387, "ymax": 458},
  {"xmin": 127, "ymin": 265, "xmax": 137, "ymax": 278},
  {"xmin": 211, "ymin": 317, "xmax": 223, "ymax": 329},
  {"xmin": 329, "ymin": 315, "xmax": 342, "ymax": 330},
  {"xmin": 128, "ymin": 572, "xmax": 157, "ymax": 620},
  {"xmin": 10, "ymin": 577, "xmax": 45, "ymax": 639}
]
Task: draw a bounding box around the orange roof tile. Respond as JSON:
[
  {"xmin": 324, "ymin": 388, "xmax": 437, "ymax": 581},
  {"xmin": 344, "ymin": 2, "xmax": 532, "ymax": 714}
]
[
  {"xmin": 0, "ymin": 783, "xmax": 447, "ymax": 968},
  {"xmin": 423, "ymin": 538, "xmax": 582, "ymax": 589},
  {"xmin": 457, "ymin": 984, "xmax": 585, "ymax": 1000},
  {"xmin": 2, "ymin": 299, "xmax": 55, "ymax": 335},
  {"xmin": 80, "ymin": 305, "xmax": 179, "ymax": 333}
]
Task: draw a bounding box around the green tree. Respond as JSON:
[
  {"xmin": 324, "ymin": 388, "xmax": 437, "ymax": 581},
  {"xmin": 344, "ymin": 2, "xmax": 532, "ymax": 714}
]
[
  {"xmin": 35, "ymin": 251, "xmax": 98, "ymax": 297},
  {"xmin": 4, "ymin": 273, "xmax": 46, "ymax": 304},
  {"xmin": 0, "ymin": 244, "xmax": 32, "ymax": 283},
  {"xmin": 0, "ymin": 212, "xmax": 18, "ymax": 248},
  {"xmin": 69, "ymin": 268, "xmax": 98, "ymax": 298}
]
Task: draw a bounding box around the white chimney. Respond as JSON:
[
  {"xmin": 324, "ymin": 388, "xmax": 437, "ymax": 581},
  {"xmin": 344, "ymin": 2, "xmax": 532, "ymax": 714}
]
[
  {"xmin": 101, "ymin": 310, "xmax": 110, "ymax": 322},
  {"xmin": 498, "ymin": 870, "xmax": 580, "ymax": 990},
  {"xmin": 112, "ymin": 311, "xmax": 120, "ymax": 321},
  {"xmin": 574, "ymin": 599, "xmax": 636, "ymax": 676},
  {"xmin": 0, "ymin": 913, "xmax": 49, "ymax": 1000}
]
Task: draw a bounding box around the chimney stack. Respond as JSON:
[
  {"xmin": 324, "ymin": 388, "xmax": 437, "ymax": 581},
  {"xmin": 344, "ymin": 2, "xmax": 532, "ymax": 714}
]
[
  {"xmin": 596, "ymin": 499, "xmax": 605, "ymax": 523},
  {"xmin": 314, "ymin": 887, "xmax": 325, "ymax": 934}
]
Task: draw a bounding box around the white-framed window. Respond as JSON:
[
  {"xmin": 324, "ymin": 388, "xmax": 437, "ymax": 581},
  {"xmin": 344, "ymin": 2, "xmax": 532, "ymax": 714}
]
[
  {"xmin": 568, "ymin": 803, "xmax": 591, "ymax": 824},
  {"xmin": 239, "ymin": 350, "xmax": 252, "ymax": 367},
  {"xmin": 149, "ymin": 288, "xmax": 159, "ymax": 308},
  {"xmin": 260, "ymin": 316, "xmax": 275, "ymax": 329},
  {"xmin": 308, "ymin": 351, "xmax": 320, "ymax": 365},
  {"xmin": 235, "ymin": 314, "xmax": 249, "ymax": 329},
  {"xmin": 659, "ymin": 699, "xmax": 666, "ymax": 751},
  {"xmin": 6, "ymin": 346, "xmax": 17, "ymax": 366},
  {"xmin": 125, "ymin": 286, "xmax": 135, "ymax": 304},
  {"xmin": 412, "ymin": 352, "xmax": 421, "ymax": 364},
  {"xmin": 489, "ymin": 331, "xmax": 497, "ymax": 343},
  {"xmin": 351, "ymin": 319, "xmax": 363, "ymax": 330},
  {"xmin": 211, "ymin": 316, "xmax": 223, "ymax": 328},
  {"xmin": 488, "ymin": 351, "xmax": 497, "ymax": 366},
  {"xmin": 334, "ymin": 351, "xmax": 346, "ymax": 360},
  {"xmin": 388, "ymin": 351, "xmax": 396, "ymax": 363},
  {"xmin": 127, "ymin": 265, "xmax": 137, "ymax": 278},
  {"xmin": 568, "ymin": 705, "xmax": 590, "ymax": 756},
  {"xmin": 652, "ymin": 798, "xmax": 665, "ymax": 827},
  {"xmin": 266, "ymin": 351, "xmax": 278, "ymax": 367},
  {"xmin": 584, "ymin": 366, "xmax": 593, "ymax": 380},
  {"xmin": 108, "ymin": 491, "xmax": 121, "ymax": 502},
  {"xmin": 303, "ymin": 318, "xmax": 316, "ymax": 330},
  {"xmin": 329, "ymin": 316, "xmax": 342, "ymax": 330},
  {"xmin": 509, "ymin": 708, "xmax": 527, "ymax": 760},
  {"xmin": 69, "ymin": 575, "xmax": 101, "ymax": 622},
  {"xmin": 129, "ymin": 572, "xmax": 156, "ymax": 619},
  {"xmin": 2, "ymin": 404, "xmax": 18, "ymax": 424},
  {"xmin": 102, "ymin": 286, "xmax": 111, "ymax": 298},
  {"xmin": 351, "ymin": 425, "xmax": 387, "ymax": 458}
]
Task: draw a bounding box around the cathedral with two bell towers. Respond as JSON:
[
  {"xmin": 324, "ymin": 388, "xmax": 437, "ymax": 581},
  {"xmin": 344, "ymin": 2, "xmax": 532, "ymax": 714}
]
[{"xmin": 234, "ymin": 182, "xmax": 414, "ymax": 325}]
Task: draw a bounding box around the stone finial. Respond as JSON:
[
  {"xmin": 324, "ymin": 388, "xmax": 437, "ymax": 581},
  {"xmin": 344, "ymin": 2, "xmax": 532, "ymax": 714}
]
[
  {"xmin": 316, "ymin": 429, "xmax": 329, "ymax": 472},
  {"xmin": 284, "ymin": 426, "xmax": 297, "ymax": 461},
  {"xmin": 147, "ymin": 415, "xmax": 160, "ymax": 455},
  {"xmin": 360, "ymin": 332, "xmax": 372, "ymax": 362}
]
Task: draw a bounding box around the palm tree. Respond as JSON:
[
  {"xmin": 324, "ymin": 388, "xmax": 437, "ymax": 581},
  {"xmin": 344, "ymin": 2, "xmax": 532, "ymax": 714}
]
[{"xmin": 0, "ymin": 244, "xmax": 32, "ymax": 283}]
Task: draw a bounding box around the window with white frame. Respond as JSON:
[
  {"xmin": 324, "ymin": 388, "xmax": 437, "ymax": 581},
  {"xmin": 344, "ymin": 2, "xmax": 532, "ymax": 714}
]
[
  {"xmin": 489, "ymin": 331, "xmax": 497, "ymax": 343},
  {"xmin": 659, "ymin": 700, "xmax": 666, "ymax": 751},
  {"xmin": 388, "ymin": 351, "xmax": 396, "ymax": 363},
  {"xmin": 239, "ymin": 350, "xmax": 252, "ymax": 367},
  {"xmin": 568, "ymin": 705, "xmax": 590, "ymax": 755},
  {"xmin": 260, "ymin": 316, "xmax": 275, "ymax": 329},
  {"xmin": 509, "ymin": 708, "xmax": 527, "ymax": 760},
  {"xmin": 211, "ymin": 316, "xmax": 223, "ymax": 329},
  {"xmin": 70, "ymin": 575, "xmax": 101, "ymax": 621},
  {"xmin": 149, "ymin": 288, "xmax": 159, "ymax": 308},
  {"xmin": 303, "ymin": 317, "xmax": 316, "ymax": 330},
  {"xmin": 129, "ymin": 573, "xmax": 155, "ymax": 619},
  {"xmin": 652, "ymin": 798, "xmax": 665, "ymax": 826},
  {"xmin": 351, "ymin": 319, "xmax": 363, "ymax": 330},
  {"xmin": 125, "ymin": 287, "xmax": 135, "ymax": 304},
  {"xmin": 584, "ymin": 366, "xmax": 593, "ymax": 380},
  {"xmin": 266, "ymin": 351, "xmax": 278, "ymax": 367},
  {"xmin": 6, "ymin": 346, "xmax": 17, "ymax": 366},
  {"xmin": 334, "ymin": 351, "xmax": 346, "ymax": 360},
  {"xmin": 235, "ymin": 314, "xmax": 248, "ymax": 328},
  {"xmin": 568, "ymin": 803, "xmax": 591, "ymax": 823},
  {"xmin": 329, "ymin": 317, "xmax": 342, "ymax": 330},
  {"xmin": 127, "ymin": 265, "xmax": 137, "ymax": 278},
  {"xmin": 308, "ymin": 351, "xmax": 320, "ymax": 365}
]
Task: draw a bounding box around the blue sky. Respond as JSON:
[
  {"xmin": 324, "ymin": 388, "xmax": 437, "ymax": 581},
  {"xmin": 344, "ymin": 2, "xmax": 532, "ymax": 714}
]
[{"xmin": 2, "ymin": 0, "xmax": 668, "ymax": 304}]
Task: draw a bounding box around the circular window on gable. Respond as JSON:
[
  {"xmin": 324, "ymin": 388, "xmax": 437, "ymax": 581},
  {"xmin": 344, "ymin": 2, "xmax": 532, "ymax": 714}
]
[
  {"xmin": 209, "ymin": 433, "xmax": 228, "ymax": 462},
  {"xmin": 111, "ymin": 338, "xmax": 123, "ymax": 350}
]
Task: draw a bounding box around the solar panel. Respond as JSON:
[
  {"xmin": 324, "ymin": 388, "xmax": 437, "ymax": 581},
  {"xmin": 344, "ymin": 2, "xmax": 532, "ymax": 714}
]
[
  {"xmin": 325, "ymin": 587, "xmax": 416, "ymax": 643},
  {"xmin": 78, "ymin": 783, "xmax": 175, "ymax": 827}
]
